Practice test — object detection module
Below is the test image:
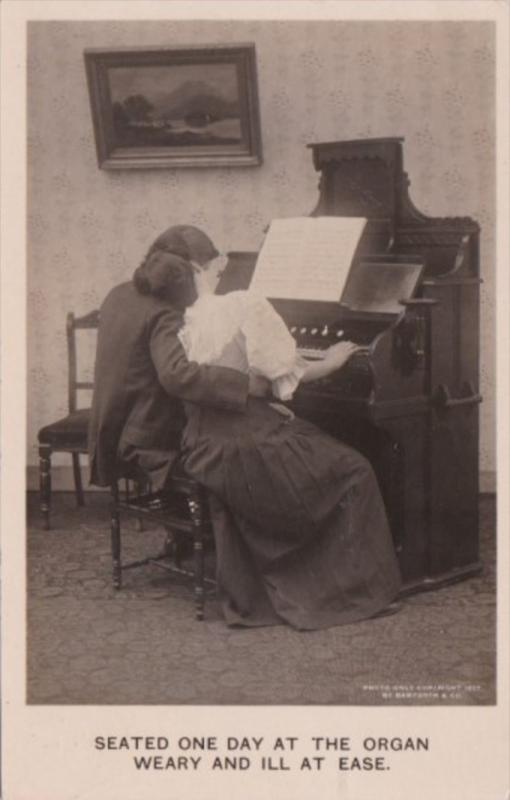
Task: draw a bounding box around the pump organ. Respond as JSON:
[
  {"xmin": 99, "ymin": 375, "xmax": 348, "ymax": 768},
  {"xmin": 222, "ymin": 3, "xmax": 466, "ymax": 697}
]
[{"xmin": 218, "ymin": 138, "xmax": 482, "ymax": 592}]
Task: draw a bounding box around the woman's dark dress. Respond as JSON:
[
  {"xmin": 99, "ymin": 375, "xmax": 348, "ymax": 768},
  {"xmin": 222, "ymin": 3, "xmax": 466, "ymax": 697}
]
[{"xmin": 181, "ymin": 397, "xmax": 402, "ymax": 630}]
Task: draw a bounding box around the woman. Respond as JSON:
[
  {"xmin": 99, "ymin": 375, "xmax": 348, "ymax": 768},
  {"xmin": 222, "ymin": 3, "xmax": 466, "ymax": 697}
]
[{"xmin": 98, "ymin": 224, "xmax": 402, "ymax": 629}]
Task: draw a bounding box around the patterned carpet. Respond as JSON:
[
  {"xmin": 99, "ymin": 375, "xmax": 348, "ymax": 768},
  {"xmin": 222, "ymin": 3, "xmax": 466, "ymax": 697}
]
[{"xmin": 26, "ymin": 492, "xmax": 496, "ymax": 705}]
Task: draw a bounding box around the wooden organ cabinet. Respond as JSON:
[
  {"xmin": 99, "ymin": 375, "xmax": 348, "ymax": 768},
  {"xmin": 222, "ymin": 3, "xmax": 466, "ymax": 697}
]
[{"xmin": 219, "ymin": 137, "xmax": 482, "ymax": 593}]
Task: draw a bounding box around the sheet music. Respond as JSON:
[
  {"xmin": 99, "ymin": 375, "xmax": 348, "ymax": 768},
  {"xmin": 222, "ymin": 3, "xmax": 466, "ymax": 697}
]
[{"xmin": 250, "ymin": 216, "xmax": 367, "ymax": 301}]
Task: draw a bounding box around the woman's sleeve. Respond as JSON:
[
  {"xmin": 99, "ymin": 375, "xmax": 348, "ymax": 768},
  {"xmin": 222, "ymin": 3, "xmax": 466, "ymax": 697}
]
[
  {"xmin": 149, "ymin": 307, "xmax": 249, "ymax": 411},
  {"xmin": 241, "ymin": 295, "xmax": 307, "ymax": 400},
  {"xmin": 271, "ymin": 357, "xmax": 308, "ymax": 401}
]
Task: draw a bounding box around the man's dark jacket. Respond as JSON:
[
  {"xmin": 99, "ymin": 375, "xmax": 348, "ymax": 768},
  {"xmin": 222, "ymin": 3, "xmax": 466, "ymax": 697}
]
[{"xmin": 88, "ymin": 282, "xmax": 249, "ymax": 489}]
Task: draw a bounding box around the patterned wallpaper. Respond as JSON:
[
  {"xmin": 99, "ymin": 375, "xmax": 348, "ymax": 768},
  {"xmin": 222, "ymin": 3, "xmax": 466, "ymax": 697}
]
[{"xmin": 27, "ymin": 20, "xmax": 495, "ymax": 472}]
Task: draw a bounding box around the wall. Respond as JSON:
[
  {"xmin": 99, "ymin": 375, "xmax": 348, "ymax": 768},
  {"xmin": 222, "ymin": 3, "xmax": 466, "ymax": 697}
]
[{"xmin": 27, "ymin": 20, "xmax": 496, "ymax": 484}]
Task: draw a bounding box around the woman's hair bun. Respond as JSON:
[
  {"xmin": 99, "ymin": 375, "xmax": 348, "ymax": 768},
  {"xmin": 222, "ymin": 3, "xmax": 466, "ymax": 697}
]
[
  {"xmin": 133, "ymin": 224, "xmax": 219, "ymax": 308},
  {"xmin": 133, "ymin": 249, "xmax": 196, "ymax": 308}
]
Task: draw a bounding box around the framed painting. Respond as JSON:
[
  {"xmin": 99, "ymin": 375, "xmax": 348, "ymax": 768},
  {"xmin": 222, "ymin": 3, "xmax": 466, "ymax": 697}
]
[{"xmin": 84, "ymin": 44, "xmax": 263, "ymax": 168}]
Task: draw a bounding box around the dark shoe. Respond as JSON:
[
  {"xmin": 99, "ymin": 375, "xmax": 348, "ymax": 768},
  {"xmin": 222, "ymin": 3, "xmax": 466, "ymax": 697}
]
[{"xmin": 369, "ymin": 601, "xmax": 402, "ymax": 620}]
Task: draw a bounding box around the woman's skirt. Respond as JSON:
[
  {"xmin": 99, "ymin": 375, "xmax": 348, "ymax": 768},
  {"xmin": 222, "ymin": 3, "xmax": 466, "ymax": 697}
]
[{"xmin": 181, "ymin": 398, "xmax": 402, "ymax": 629}]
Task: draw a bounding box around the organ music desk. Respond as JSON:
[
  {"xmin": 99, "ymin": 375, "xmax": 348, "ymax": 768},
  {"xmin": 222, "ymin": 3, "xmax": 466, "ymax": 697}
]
[{"xmin": 218, "ymin": 137, "xmax": 482, "ymax": 593}]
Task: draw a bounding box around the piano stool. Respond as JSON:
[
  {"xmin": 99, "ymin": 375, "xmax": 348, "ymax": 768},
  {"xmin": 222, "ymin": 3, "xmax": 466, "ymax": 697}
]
[{"xmin": 109, "ymin": 470, "xmax": 215, "ymax": 621}]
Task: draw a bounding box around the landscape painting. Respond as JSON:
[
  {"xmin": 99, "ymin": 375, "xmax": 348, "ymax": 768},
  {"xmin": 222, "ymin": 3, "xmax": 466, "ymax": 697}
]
[{"xmin": 85, "ymin": 45, "xmax": 262, "ymax": 168}]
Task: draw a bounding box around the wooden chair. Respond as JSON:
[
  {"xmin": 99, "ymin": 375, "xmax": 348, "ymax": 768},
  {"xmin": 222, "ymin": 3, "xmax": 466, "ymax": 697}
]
[
  {"xmin": 110, "ymin": 468, "xmax": 215, "ymax": 620},
  {"xmin": 38, "ymin": 310, "xmax": 99, "ymax": 529}
]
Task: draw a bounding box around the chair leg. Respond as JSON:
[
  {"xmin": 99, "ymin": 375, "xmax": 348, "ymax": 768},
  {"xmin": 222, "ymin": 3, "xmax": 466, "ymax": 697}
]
[
  {"xmin": 135, "ymin": 480, "xmax": 144, "ymax": 531},
  {"xmin": 111, "ymin": 503, "xmax": 122, "ymax": 590},
  {"xmin": 163, "ymin": 528, "xmax": 188, "ymax": 567},
  {"xmin": 72, "ymin": 452, "xmax": 85, "ymax": 507},
  {"xmin": 188, "ymin": 488, "xmax": 205, "ymax": 621},
  {"xmin": 39, "ymin": 444, "xmax": 52, "ymax": 530},
  {"xmin": 163, "ymin": 527, "xmax": 176, "ymax": 561}
]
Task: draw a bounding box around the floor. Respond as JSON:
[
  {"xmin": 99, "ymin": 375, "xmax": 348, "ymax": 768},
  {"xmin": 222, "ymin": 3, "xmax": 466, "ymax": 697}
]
[{"xmin": 26, "ymin": 492, "xmax": 496, "ymax": 705}]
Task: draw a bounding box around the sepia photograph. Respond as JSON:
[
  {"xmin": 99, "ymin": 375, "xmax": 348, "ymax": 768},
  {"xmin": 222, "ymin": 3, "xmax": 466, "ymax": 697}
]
[
  {"xmin": 26, "ymin": 18, "xmax": 496, "ymax": 707},
  {"xmin": 1, "ymin": 2, "xmax": 508, "ymax": 799}
]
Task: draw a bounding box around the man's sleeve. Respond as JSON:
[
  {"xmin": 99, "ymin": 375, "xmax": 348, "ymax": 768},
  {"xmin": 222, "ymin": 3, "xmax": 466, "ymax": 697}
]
[{"xmin": 149, "ymin": 308, "xmax": 249, "ymax": 411}]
